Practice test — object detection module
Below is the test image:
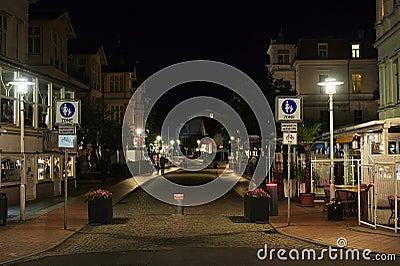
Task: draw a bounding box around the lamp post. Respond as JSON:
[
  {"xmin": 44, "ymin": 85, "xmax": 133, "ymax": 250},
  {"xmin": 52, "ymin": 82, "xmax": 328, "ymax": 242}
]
[
  {"xmin": 9, "ymin": 78, "xmax": 34, "ymax": 221},
  {"xmin": 317, "ymin": 78, "xmax": 343, "ymax": 199}
]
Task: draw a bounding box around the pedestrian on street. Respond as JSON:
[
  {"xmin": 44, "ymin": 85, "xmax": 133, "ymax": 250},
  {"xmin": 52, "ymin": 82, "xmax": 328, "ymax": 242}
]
[{"xmin": 160, "ymin": 154, "xmax": 166, "ymax": 175}]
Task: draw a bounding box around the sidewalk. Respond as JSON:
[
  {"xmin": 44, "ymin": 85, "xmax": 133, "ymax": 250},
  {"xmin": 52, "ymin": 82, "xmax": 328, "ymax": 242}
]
[{"xmin": 234, "ymin": 177, "xmax": 400, "ymax": 256}]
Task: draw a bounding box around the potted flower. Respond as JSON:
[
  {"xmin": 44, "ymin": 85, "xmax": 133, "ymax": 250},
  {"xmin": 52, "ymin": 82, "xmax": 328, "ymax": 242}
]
[
  {"xmin": 297, "ymin": 123, "xmax": 322, "ymax": 207},
  {"xmin": 244, "ymin": 188, "xmax": 270, "ymax": 223},
  {"xmin": 327, "ymin": 198, "xmax": 343, "ymax": 221},
  {"xmin": 84, "ymin": 189, "xmax": 113, "ymax": 224}
]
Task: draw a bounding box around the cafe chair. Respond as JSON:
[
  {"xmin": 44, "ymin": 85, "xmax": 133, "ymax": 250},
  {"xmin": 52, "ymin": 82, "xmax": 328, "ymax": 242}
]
[
  {"xmin": 337, "ymin": 189, "xmax": 357, "ymax": 216},
  {"xmin": 387, "ymin": 195, "xmax": 400, "ymax": 226}
]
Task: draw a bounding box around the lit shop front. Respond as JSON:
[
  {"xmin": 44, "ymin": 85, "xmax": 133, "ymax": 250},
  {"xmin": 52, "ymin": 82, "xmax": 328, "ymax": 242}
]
[{"xmin": 0, "ymin": 66, "xmax": 78, "ymax": 205}]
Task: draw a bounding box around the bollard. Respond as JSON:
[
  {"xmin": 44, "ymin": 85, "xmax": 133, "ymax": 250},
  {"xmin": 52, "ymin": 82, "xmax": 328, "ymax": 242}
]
[
  {"xmin": 173, "ymin": 193, "xmax": 184, "ymax": 215},
  {"xmin": 266, "ymin": 183, "xmax": 278, "ymax": 216}
]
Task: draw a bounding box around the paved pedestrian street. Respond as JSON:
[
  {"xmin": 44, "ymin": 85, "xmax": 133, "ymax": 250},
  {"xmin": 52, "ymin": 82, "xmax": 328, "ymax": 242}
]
[{"xmin": 12, "ymin": 188, "xmax": 331, "ymax": 265}]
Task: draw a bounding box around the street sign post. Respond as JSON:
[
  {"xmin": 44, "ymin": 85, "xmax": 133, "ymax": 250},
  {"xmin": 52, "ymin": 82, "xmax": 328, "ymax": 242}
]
[{"xmin": 55, "ymin": 99, "xmax": 81, "ymax": 231}]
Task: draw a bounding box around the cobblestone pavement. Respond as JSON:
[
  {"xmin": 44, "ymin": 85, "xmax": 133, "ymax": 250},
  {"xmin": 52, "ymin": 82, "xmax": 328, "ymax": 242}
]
[{"xmin": 17, "ymin": 187, "xmax": 327, "ymax": 260}]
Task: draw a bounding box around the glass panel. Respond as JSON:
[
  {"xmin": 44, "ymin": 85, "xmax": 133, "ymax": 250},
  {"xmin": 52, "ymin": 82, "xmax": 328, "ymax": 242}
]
[
  {"xmin": 38, "ymin": 156, "xmax": 51, "ymax": 180},
  {"xmin": 1, "ymin": 156, "xmax": 22, "ymax": 183},
  {"xmin": 38, "ymin": 105, "xmax": 49, "ymax": 128},
  {"xmin": 1, "ymin": 98, "xmax": 14, "ymax": 123}
]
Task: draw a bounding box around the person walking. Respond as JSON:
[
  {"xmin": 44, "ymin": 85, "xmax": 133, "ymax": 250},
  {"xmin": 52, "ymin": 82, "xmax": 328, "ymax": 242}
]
[{"xmin": 160, "ymin": 154, "xmax": 166, "ymax": 175}]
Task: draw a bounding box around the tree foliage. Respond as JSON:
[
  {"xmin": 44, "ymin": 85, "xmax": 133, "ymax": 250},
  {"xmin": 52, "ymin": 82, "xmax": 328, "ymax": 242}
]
[
  {"xmin": 297, "ymin": 123, "xmax": 322, "ymax": 193},
  {"xmin": 77, "ymin": 96, "xmax": 121, "ymax": 173}
]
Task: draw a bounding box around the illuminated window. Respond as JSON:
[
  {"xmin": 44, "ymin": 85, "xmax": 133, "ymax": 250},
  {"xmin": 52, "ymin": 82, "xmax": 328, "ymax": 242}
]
[
  {"xmin": 319, "ymin": 74, "xmax": 329, "ymax": 94},
  {"xmin": 318, "ymin": 43, "xmax": 328, "ymax": 59},
  {"xmin": 352, "ymin": 74, "xmax": 362, "ymax": 93},
  {"xmin": 352, "ymin": 44, "xmax": 360, "ymax": 58}
]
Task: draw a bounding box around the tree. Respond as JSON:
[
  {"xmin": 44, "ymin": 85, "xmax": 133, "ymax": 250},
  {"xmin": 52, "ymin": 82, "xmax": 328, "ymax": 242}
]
[
  {"xmin": 77, "ymin": 96, "xmax": 121, "ymax": 174},
  {"xmin": 297, "ymin": 123, "xmax": 322, "ymax": 193}
]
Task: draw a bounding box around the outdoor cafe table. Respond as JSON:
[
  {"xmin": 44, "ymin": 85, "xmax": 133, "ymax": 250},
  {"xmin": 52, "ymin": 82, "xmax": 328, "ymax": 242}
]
[{"xmin": 335, "ymin": 185, "xmax": 367, "ymax": 219}]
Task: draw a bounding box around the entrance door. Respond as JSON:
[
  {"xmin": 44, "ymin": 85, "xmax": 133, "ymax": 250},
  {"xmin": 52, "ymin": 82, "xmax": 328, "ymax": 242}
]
[{"xmin": 25, "ymin": 156, "xmax": 36, "ymax": 200}]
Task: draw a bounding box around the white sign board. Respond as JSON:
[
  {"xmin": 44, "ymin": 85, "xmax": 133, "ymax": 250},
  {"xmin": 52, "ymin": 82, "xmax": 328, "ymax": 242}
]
[
  {"xmin": 281, "ymin": 123, "xmax": 297, "ymax": 132},
  {"xmin": 283, "ymin": 132, "xmax": 297, "ymax": 145},
  {"xmin": 55, "ymin": 100, "xmax": 81, "ymax": 125},
  {"xmin": 58, "ymin": 135, "xmax": 76, "ymax": 148},
  {"xmin": 275, "ymin": 97, "xmax": 302, "ymax": 122}
]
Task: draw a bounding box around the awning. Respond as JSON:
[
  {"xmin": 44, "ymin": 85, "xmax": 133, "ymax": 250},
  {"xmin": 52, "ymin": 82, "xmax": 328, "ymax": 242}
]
[{"xmin": 336, "ymin": 133, "xmax": 354, "ymax": 144}]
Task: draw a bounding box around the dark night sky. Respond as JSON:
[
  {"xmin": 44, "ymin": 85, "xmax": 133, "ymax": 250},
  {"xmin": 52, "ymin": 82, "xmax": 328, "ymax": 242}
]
[{"xmin": 32, "ymin": 0, "xmax": 376, "ymax": 80}]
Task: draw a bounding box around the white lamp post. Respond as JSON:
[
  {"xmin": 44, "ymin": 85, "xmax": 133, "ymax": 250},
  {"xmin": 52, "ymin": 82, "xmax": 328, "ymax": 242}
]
[
  {"xmin": 136, "ymin": 128, "xmax": 142, "ymax": 174},
  {"xmin": 317, "ymin": 78, "xmax": 343, "ymax": 199},
  {"xmin": 9, "ymin": 78, "xmax": 34, "ymax": 221}
]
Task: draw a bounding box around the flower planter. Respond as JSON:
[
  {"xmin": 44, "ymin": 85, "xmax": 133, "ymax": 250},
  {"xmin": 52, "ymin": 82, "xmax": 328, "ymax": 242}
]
[
  {"xmin": 328, "ymin": 205, "xmax": 344, "ymax": 221},
  {"xmin": 88, "ymin": 198, "xmax": 113, "ymax": 224},
  {"xmin": 244, "ymin": 195, "xmax": 269, "ymax": 223},
  {"xmin": 300, "ymin": 193, "xmax": 315, "ymax": 207}
]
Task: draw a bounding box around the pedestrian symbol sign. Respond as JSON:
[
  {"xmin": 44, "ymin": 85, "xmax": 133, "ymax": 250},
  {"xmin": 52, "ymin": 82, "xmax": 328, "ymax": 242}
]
[
  {"xmin": 282, "ymin": 99, "xmax": 297, "ymax": 115},
  {"xmin": 55, "ymin": 99, "xmax": 81, "ymax": 125},
  {"xmin": 275, "ymin": 96, "xmax": 302, "ymax": 122},
  {"xmin": 60, "ymin": 102, "xmax": 75, "ymax": 118}
]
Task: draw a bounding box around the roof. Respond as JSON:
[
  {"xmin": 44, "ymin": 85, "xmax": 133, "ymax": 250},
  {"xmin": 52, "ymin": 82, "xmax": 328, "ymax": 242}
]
[{"xmin": 29, "ymin": 8, "xmax": 76, "ymax": 39}]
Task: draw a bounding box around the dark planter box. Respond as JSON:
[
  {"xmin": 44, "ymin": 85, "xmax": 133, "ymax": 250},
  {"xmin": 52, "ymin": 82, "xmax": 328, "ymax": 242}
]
[
  {"xmin": 328, "ymin": 205, "xmax": 344, "ymax": 221},
  {"xmin": 88, "ymin": 198, "xmax": 113, "ymax": 224},
  {"xmin": 244, "ymin": 195, "xmax": 269, "ymax": 223}
]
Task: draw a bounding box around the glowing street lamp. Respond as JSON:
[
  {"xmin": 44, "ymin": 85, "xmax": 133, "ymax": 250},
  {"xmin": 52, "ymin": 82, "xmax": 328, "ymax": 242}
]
[
  {"xmin": 317, "ymin": 78, "xmax": 343, "ymax": 199},
  {"xmin": 8, "ymin": 78, "xmax": 34, "ymax": 221}
]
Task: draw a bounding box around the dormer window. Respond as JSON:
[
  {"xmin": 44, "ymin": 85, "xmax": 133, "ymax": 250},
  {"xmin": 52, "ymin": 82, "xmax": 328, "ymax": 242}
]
[
  {"xmin": 352, "ymin": 43, "xmax": 360, "ymax": 58},
  {"xmin": 278, "ymin": 50, "xmax": 289, "ymax": 64},
  {"xmin": 318, "ymin": 43, "xmax": 328, "ymax": 59}
]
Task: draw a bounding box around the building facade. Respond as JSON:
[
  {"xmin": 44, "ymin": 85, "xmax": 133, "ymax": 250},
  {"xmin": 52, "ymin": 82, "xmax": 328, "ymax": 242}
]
[
  {"xmin": 0, "ymin": 1, "xmax": 92, "ymax": 205},
  {"xmin": 267, "ymin": 33, "xmax": 379, "ymax": 130}
]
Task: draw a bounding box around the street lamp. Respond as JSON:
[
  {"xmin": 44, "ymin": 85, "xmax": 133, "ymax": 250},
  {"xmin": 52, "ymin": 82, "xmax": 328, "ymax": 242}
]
[
  {"xmin": 9, "ymin": 78, "xmax": 34, "ymax": 221},
  {"xmin": 317, "ymin": 78, "xmax": 343, "ymax": 199}
]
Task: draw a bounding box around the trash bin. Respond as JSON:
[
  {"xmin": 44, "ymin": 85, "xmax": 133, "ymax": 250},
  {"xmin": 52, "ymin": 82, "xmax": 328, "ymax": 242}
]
[
  {"xmin": 266, "ymin": 183, "xmax": 278, "ymax": 216},
  {"xmin": 0, "ymin": 192, "xmax": 7, "ymax": 225}
]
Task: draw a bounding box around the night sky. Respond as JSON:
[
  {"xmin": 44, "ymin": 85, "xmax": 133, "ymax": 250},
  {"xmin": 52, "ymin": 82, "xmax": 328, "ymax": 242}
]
[{"xmin": 32, "ymin": 0, "xmax": 376, "ymax": 80}]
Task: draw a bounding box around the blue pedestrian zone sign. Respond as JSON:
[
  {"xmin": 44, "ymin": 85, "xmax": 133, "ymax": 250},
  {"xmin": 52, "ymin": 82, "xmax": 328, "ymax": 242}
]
[
  {"xmin": 275, "ymin": 96, "xmax": 302, "ymax": 122},
  {"xmin": 60, "ymin": 102, "xmax": 75, "ymax": 118},
  {"xmin": 55, "ymin": 99, "xmax": 81, "ymax": 125}
]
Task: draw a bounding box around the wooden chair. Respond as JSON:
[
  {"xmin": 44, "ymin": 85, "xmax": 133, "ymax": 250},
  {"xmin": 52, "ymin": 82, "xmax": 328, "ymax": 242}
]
[{"xmin": 337, "ymin": 189, "xmax": 357, "ymax": 216}]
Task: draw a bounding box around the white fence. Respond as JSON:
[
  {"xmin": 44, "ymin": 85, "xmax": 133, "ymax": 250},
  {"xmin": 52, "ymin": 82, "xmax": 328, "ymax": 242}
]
[
  {"xmin": 312, "ymin": 155, "xmax": 399, "ymax": 233},
  {"xmin": 359, "ymin": 155, "xmax": 399, "ymax": 233}
]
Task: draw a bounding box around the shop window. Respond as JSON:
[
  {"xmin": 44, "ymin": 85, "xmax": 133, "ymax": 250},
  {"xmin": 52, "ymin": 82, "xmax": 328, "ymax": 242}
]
[
  {"xmin": 38, "ymin": 156, "xmax": 51, "ymax": 180},
  {"xmin": 1, "ymin": 156, "xmax": 22, "ymax": 183}
]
